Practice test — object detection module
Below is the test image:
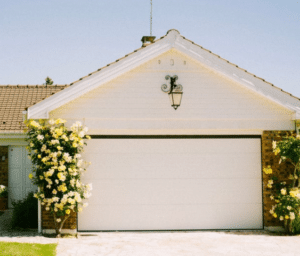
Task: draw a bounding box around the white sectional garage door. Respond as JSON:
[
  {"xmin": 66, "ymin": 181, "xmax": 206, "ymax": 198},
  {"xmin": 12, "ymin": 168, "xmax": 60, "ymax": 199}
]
[{"xmin": 78, "ymin": 136, "xmax": 262, "ymax": 231}]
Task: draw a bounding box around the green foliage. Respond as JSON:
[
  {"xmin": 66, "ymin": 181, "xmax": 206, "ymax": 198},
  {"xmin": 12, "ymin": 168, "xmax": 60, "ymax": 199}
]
[
  {"xmin": 273, "ymin": 136, "xmax": 300, "ymax": 164},
  {"xmin": 11, "ymin": 192, "xmax": 38, "ymax": 229},
  {"xmin": 293, "ymin": 216, "xmax": 300, "ymax": 234},
  {"xmin": 45, "ymin": 76, "xmax": 54, "ymax": 85},
  {"xmin": 265, "ymin": 134, "xmax": 300, "ymax": 234},
  {"xmin": 0, "ymin": 185, "xmax": 8, "ymax": 197},
  {"xmin": 0, "ymin": 242, "xmax": 57, "ymax": 256}
]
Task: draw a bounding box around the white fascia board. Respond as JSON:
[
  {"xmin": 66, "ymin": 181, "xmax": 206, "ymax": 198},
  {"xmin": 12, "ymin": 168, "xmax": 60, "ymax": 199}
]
[
  {"xmin": 0, "ymin": 133, "xmax": 26, "ymax": 139},
  {"xmin": 28, "ymin": 34, "xmax": 178, "ymax": 119},
  {"xmin": 174, "ymin": 36, "xmax": 300, "ymax": 113}
]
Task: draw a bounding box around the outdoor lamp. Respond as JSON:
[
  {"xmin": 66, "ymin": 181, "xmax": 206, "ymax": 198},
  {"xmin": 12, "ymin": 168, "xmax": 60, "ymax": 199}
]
[{"xmin": 161, "ymin": 75, "xmax": 183, "ymax": 110}]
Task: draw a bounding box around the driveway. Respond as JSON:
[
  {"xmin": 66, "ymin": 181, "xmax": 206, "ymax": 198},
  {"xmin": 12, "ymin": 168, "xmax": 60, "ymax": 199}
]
[{"xmin": 0, "ymin": 230, "xmax": 299, "ymax": 256}]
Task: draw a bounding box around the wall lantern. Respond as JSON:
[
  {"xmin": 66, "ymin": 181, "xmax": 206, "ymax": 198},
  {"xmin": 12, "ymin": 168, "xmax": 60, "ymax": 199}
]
[{"xmin": 161, "ymin": 75, "xmax": 183, "ymax": 110}]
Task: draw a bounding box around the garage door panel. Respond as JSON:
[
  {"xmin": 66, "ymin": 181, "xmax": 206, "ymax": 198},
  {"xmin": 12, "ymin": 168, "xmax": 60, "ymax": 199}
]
[
  {"xmin": 79, "ymin": 137, "xmax": 262, "ymax": 230},
  {"xmin": 85, "ymin": 139, "xmax": 259, "ymax": 154},
  {"xmin": 79, "ymin": 203, "xmax": 262, "ymax": 230},
  {"xmin": 85, "ymin": 153, "xmax": 261, "ymax": 180},
  {"xmin": 86, "ymin": 178, "xmax": 261, "ymax": 206}
]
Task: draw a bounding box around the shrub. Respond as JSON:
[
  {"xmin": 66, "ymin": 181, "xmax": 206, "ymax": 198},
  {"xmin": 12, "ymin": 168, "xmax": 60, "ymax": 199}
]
[{"xmin": 11, "ymin": 192, "xmax": 38, "ymax": 229}]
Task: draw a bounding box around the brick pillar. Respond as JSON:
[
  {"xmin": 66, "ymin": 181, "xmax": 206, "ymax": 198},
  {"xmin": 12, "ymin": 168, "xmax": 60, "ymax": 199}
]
[
  {"xmin": 262, "ymin": 131, "xmax": 296, "ymax": 227},
  {"xmin": 0, "ymin": 146, "xmax": 8, "ymax": 187}
]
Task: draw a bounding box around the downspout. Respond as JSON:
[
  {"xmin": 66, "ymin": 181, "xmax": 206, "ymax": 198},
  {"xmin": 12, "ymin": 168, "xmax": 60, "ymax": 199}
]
[
  {"xmin": 23, "ymin": 110, "xmax": 42, "ymax": 234},
  {"xmin": 38, "ymin": 187, "xmax": 42, "ymax": 234}
]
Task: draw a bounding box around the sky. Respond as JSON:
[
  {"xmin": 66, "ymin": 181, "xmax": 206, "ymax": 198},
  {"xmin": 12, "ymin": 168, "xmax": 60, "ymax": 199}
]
[{"xmin": 1, "ymin": 0, "xmax": 300, "ymax": 97}]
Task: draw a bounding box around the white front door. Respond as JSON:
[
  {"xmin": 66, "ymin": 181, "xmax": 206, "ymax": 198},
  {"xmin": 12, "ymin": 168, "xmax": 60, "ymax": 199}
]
[
  {"xmin": 8, "ymin": 146, "xmax": 36, "ymax": 207},
  {"xmin": 78, "ymin": 136, "xmax": 262, "ymax": 231}
]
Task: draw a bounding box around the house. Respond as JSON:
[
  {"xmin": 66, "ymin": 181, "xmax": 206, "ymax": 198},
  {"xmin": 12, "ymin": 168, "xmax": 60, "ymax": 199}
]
[{"xmin": 1, "ymin": 29, "xmax": 300, "ymax": 234}]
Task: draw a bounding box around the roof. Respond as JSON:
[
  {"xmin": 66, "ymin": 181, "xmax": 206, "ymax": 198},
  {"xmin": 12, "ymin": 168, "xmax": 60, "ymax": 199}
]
[
  {"xmin": 1, "ymin": 29, "xmax": 300, "ymax": 133},
  {"xmin": 27, "ymin": 29, "xmax": 300, "ymax": 120},
  {"xmin": 0, "ymin": 85, "xmax": 69, "ymax": 132},
  {"xmin": 67, "ymin": 29, "xmax": 300, "ymax": 102}
]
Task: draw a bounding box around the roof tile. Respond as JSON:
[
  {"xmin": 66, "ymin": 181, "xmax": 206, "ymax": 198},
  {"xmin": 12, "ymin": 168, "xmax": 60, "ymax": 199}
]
[{"xmin": 0, "ymin": 85, "xmax": 69, "ymax": 132}]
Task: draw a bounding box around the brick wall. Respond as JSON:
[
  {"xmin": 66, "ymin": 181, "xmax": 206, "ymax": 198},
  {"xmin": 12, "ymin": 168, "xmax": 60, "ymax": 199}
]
[
  {"xmin": 262, "ymin": 130, "xmax": 296, "ymax": 227},
  {"xmin": 0, "ymin": 146, "xmax": 8, "ymax": 187},
  {"xmin": 42, "ymin": 207, "xmax": 77, "ymax": 230}
]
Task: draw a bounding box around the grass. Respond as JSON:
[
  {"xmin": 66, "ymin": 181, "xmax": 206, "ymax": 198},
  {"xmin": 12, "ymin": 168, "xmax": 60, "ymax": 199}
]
[{"xmin": 0, "ymin": 242, "xmax": 57, "ymax": 256}]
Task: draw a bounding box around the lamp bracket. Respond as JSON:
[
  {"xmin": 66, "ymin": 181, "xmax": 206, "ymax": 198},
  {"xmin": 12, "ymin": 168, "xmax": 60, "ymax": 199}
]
[{"xmin": 161, "ymin": 75, "xmax": 183, "ymax": 93}]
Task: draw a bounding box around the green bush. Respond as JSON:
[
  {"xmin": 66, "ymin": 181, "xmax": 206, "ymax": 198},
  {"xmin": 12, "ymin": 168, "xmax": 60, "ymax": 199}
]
[
  {"xmin": 293, "ymin": 216, "xmax": 300, "ymax": 234},
  {"xmin": 11, "ymin": 192, "xmax": 38, "ymax": 229}
]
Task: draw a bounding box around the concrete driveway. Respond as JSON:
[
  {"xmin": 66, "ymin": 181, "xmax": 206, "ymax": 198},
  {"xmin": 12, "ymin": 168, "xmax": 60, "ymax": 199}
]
[{"xmin": 0, "ymin": 230, "xmax": 299, "ymax": 256}]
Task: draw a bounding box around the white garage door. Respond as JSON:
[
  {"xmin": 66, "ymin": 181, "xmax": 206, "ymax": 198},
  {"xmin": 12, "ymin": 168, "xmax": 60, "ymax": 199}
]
[{"xmin": 78, "ymin": 136, "xmax": 262, "ymax": 231}]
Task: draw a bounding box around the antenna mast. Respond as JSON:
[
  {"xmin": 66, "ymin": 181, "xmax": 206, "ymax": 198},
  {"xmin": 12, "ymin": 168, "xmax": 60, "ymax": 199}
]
[{"xmin": 150, "ymin": 0, "xmax": 152, "ymax": 36}]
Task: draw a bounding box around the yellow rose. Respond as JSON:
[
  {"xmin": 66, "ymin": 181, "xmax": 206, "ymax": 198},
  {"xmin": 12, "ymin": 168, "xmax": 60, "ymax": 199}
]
[
  {"xmin": 30, "ymin": 120, "xmax": 40, "ymax": 128},
  {"xmin": 285, "ymin": 215, "xmax": 289, "ymax": 220},
  {"xmin": 65, "ymin": 209, "xmax": 71, "ymax": 214},
  {"xmin": 273, "ymin": 213, "xmax": 277, "ymax": 218},
  {"xmin": 289, "ymin": 188, "xmax": 299, "ymax": 198},
  {"xmin": 55, "ymin": 128, "xmax": 63, "ymax": 136},
  {"xmin": 28, "ymin": 173, "xmax": 33, "ymax": 179},
  {"xmin": 263, "ymin": 166, "xmax": 272, "ymax": 175},
  {"xmin": 274, "ymin": 148, "xmax": 280, "ymax": 155},
  {"xmin": 38, "ymin": 154, "xmax": 41, "ymax": 159},
  {"xmin": 55, "ymin": 118, "xmax": 66, "ymax": 125}
]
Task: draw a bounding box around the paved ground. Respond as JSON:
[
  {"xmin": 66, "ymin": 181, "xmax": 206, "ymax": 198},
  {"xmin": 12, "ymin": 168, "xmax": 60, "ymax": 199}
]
[
  {"xmin": 0, "ymin": 230, "xmax": 300, "ymax": 256},
  {"xmin": 1, "ymin": 211, "xmax": 300, "ymax": 256}
]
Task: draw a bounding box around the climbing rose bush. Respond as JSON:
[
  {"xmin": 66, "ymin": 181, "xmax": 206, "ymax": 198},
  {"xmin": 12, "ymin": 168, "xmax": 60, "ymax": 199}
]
[
  {"xmin": 264, "ymin": 133, "xmax": 300, "ymax": 234},
  {"xmin": 25, "ymin": 118, "xmax": 92, "ymax": 236}
]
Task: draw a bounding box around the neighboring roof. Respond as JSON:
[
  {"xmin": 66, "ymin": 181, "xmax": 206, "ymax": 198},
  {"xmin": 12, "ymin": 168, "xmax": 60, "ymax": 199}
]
[
  {"xmin": 0, "ymin": 85, "xmax": 69, "ymax": 133},
  {"xmin": 27, "ymin": 29, "xmax": 300, "ymax": 120}
]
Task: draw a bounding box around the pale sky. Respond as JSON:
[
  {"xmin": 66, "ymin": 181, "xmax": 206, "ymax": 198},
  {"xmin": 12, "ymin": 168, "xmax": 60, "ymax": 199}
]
[{"xmin": 1, "ymin": 0, "xmax": 299, "ymax": 97}]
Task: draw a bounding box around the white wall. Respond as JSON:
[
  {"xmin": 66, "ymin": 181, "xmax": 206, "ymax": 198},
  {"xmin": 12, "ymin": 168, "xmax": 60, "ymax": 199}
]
[{"xmin": 51, "ymin": 49, "xmax": 294, "ymax": 134}]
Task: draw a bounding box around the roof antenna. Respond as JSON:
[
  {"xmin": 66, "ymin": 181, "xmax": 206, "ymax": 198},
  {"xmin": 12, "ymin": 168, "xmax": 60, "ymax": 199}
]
[
  {"xmin": 150, "ymin": 0, "xmax": 152, "ymax": 36},
  {"xmin": 141, "ymin": 0, "xmax": 156, "ymax": 47}
]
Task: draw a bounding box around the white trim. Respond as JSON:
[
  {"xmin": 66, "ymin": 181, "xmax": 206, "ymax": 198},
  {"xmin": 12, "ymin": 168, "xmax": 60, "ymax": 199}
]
[
  {"xmin": 0, "ymin": 139, "xmax": 27, "ymax": 146},
  {"xmin": 27, "ymin": 29, "xmax": 300, "ymax": 119},
  {"xmin": 0, "ymin": 133, "xmax": 26, "ymax": 139}
]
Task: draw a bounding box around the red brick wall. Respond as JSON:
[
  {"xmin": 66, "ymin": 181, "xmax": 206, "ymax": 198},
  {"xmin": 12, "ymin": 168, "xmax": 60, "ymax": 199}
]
[
  {"xmin": 42, "ymin": 207, "xmax": 77, "ymax": 230},
  {"xmin": 0, "ymin": 146, "xmax": 8, "ymax": 187},
  {"xmin": 262, "ymin": 130, "xmax": 296, "ymax": 227}
]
